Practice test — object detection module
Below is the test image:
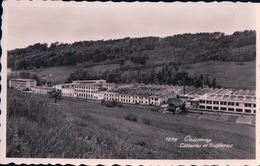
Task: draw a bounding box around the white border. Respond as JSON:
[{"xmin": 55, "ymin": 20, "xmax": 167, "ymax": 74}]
[{"xmin": 0, "ymin": 1, "xmax": 259, "ymax": 165}]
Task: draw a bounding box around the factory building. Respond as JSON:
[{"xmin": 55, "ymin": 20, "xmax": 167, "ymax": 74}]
[
  {"xmin": 31, "ymin": 86, "xmax": 54, "ymax": 95},
  {"xmin": 55, "ymin": 80, "xmax": 114, "ymax": 100},
  {"xmin": 189, "ymin": 89, "xmax": 256, "ymax": 114},
  {"xmin": 9, "ymin": 78, "xmax": 36, "ymax": 90},
  {"xmin": 11, "ymin": 78, "xmax": 256, "ymax": 115},
  {"xmin": 55, "ymin": 83, "xmax": 75, "ymax": 97},
  {"xmin": 103, "ymin": 84, "xmax": 182, "ymax": 106}
]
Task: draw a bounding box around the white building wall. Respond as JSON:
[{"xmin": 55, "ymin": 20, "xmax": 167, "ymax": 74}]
[{"xmin": 197, "ymin": 98, "xmax": 256, "ymax": 114}]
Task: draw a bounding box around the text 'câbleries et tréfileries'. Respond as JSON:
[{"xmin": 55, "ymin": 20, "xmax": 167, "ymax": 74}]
[{"xmin": 165, "ymin": 135, "xmax": 233, "ymax": 149}]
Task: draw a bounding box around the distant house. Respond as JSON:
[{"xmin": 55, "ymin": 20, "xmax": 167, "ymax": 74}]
[
  {"xmin": 9, "ymin": 78, "xmax": 37, "ymax": 90},
  {"xmin": 167, "ymin": 98, "xmax": 185, "ymax": 113}
]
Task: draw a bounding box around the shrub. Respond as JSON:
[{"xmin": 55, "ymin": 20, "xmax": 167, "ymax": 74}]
[
  {"xmin": 117, "ymin": 102, "xmax": 124, "ymax": 107},
  {"xmin": 151, "ymin": 107, "xmax": 160, "ymax": 112},
  {"xmin": 135, "ymin": 140, "xmax": 146, "ymax": 147},
  {"xmin": 101, "ymin": 99, "xmax": 106, "ymax": 105},
  {"xmin": 124, "ymin": 113, "xmax": 138, "ymax": 122},
  {"xmin": 101, "ymin": 100, "xmax": 123, "ymax": 108},
  {"xmin": 142, "ymin": 118, "xmax": 151, "ymax": 125}
]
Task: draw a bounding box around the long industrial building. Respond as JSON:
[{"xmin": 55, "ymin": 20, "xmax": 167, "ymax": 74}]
[
  {"xmin": 178, "ymin": 87, "xmax": 256, "ymax": 114},
  {"xmin": 10, "ymin": 79, "xmax": 256, "ymax": 115},
  {"xmin": 104, "ymin": 84, "xmax": 182, "ymax": 106},
  {"xmin": 189, "ymin": 89, "xmax": 256, "ymax": 114},
  {"xmin": 9, "ymin": 78, "xmax": 37, "ymax": 90}
]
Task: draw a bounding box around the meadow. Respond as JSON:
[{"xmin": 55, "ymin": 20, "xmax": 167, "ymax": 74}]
[
  {"xmin": 18, "ymin": 60, "xmax": 255, "ymax": 90},
  {"xmin": 7, "ymin": 89, "xmax": 255, "ymax": 159},
  {"xmin": 181, "ymin": 60, "xmax": 256, "ymax": 90}
]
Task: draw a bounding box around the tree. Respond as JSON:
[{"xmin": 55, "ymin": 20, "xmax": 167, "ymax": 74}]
[
  {"xmin": 48, "ymin": 89, "xmax": 61, "ymax": 103},
  {"xmin": 211, "ymin": 78, "xmax": 217, "ymax": 88}
]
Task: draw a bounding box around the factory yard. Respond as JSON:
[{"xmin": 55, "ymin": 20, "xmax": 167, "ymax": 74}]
[{"xmin": 7, "ymin": 89, "xmax": 255, "ymax": 159}]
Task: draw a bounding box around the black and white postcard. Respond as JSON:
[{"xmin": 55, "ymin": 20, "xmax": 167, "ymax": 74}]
[{"xmin": 0, "ymin": 1, "xmax": 259, "ymax": 165}]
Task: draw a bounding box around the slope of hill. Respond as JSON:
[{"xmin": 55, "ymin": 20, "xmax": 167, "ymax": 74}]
[
  {"xmin": 8, "ymin": 30, "xmax": 256, "ymax": 70},
  {"xmin": 8, "ymin": 30, "xmax": 256, "ymax": 89}
]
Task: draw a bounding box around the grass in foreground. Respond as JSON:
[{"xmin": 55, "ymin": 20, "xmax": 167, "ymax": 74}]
[{"xmin": 7, "ymin": 89, "xmax": 255, "ymax": 159}]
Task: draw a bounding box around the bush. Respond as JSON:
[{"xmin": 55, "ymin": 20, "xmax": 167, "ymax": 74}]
[
  {"xmin": 135, "ymin": 140, "xmax": 146, "ymax": 147},
  {"xmin": 151, "ymin": 107, "xmax": 160, "ymax": 112},
  {"xmin": 101, "ymin": 100, "xmax": 124, "ymax": 108},
  {"xmin": 124, "ymin": 113, "xmax": 138, "ymax": 122},
  {"xmin": 142, "ymin": 118, "xmax": 151, "ymax": 125},
  {"xmin": 101, "ymin": 99, "xmax": 106, "ymax": 105}
]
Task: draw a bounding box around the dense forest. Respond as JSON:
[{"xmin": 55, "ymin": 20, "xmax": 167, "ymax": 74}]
[{"xmin": 8, "ymin": 30, "xmax": 256, "ymax": 70}]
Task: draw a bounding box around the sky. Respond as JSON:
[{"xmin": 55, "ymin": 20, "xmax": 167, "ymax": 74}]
[{"xmin": 4, "ymin": 1, "xmax": 257, "ymax": 50}]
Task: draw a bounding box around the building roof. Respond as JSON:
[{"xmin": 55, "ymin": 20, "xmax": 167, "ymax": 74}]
[
  {"xmin": 32, "ymin": 86, "xmax": 53, "ymax": 90},
  {"xmin": 109, "ymin": 84, "xmax": 179, "ymax": 98},
  {"xmin": 10, "ymin": 78, "xmax": 36, "ymax": 82},
  {"xmin": 72, "ymin": 79, "xmax": 106, "ymax": 84},
  {"xmin": 199, "ymin": 89, "xmax": 256, "ymax": 102},
  {"xmin": 168, "ymin": 98, "xmax": 183, "ymax": 106}
]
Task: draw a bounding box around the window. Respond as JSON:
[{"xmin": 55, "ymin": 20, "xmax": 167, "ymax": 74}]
[
  {"xmin": 254, "ymin": 110, "xmax": 256, "ymax": 114},
  {"xmin": 200, "ymin": 100, "xmax": 205, "ymax": 103},
  {"xmin": 245, "ymin": 103, "xmax": 251, "ymax": 107},
  {"xmin": 213, "ymin": 101, "xmax": 219, "ymax": 105},
  {"xmin": 244, "ymin": 109, "xmax": 251, "ymax": 113},
  {"xmin": 206, "ymin": 106, "xmax": 212, "ymax": 109},
  {"xmin": 206, "ymin": 100, "xmax": 212, "ymax": 104},
  {"xmin": 254, "ymin": 104, "xmax": 256, "ymax": 108},
  {"xmin": 220, "ymin": 101, "xmax": 226, "ymax": 105},
  {"xmin": 220, "ymin": 107, "xmax": 226, "ymax": 111},
  {"xmin": 200, "ymin": 105, "xmax": 205, "ymax": 109},
  {"xmin": 236, "ymin": 103, "xmax": 239, "ymax": 106},
  {"xmin": 213, "ymin": 107, "xmax": 219, "ymax": 110},
  {"xmin": 228, "ymin": 102, "xmax": 234, "ymax": 106},
  {"xmin": 236, "ymin": 108, "xmax": 243, "ymax": 112},
  {"xmin": 228, "ymin": 108, "xmax": 234, "ymax": 111}
]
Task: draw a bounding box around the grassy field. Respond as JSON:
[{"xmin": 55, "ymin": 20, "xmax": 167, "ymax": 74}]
[
  {"xmin": 181, "ymin": 60, "xmax": 255, "ymax": 90},
  {"xmin": 17, "ymin": 60, "xmax": 255, "ymax": 90},
  {"xmin": 20, "ymin": 66, "xmax": 80, "ymax": 84},
  {"xmin": 7, "ymin": 89, "xmax": 255, "ymax": 159}
]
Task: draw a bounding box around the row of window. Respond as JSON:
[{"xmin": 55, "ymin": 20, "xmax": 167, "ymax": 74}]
[
  {"xmin": 245, "ymin": 103, "xmax": 255, "ymax": 107},
  {"xmin": 200, "ymin": 100, "xmax": 256, "ymax": 107},
  {"xmin": 76, "ymin": 86, "xmax": 98, "ymax": 89},
  {"xmin": 199, "ymin": 105, "xmax": 256, "ymax": 114},
  {"xmin": 105, "ymin": 94, "xmax": 140, "ymax": 98},
  {"xmin": 77, "ymin": 94, "xmax": 95, "ymax": 99},
  {"xmin": 61, "ymin": 93, "xmax": 73, "ymax": 96},
  {"xmin": 104, "ymin": 94, "xmax": 159, "ymax": 101},
  {"xmin": 105, "ymin": 97, "xmax": 158, "ymax": 104},
  {"xmin": 75, "ymin": 90, "xmax": 98, "ymax": 93}
]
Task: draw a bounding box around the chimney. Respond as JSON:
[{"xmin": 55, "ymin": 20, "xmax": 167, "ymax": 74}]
[{"xmin": 183, "ymin": 77, "xmax": 186, "ymax": 95}]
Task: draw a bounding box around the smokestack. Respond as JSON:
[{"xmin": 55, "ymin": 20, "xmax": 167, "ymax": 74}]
[{"xmin": 183, "ymin": 77, "xmax": 185, "ymax": 95}]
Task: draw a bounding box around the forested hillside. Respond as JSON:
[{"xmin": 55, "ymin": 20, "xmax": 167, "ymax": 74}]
[
  {"xmin": 8, "ymin": 30, "xmax": 256, "ymax": 70},
  {"xmin": 8, "ymin": 30, "xmax": 256, "ymax": 89}
]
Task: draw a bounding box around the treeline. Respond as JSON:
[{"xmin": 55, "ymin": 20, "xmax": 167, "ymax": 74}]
[
  {"xmin": 67, "ymin": 65, "xmax": 220, "ymax": 88},
  {"xmin": 8, "ymin": 30, "xmax": 256, "ymax": 70}
]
